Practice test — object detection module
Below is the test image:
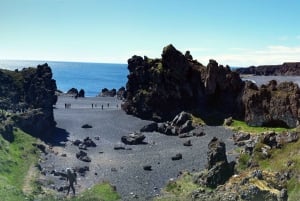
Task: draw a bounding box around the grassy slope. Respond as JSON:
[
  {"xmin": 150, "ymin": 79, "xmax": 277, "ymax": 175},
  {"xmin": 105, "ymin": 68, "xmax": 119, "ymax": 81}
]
[
  {"xmin": 0, "ymin": 128, "xmax": 120, "ymax": 201},
  {"xmin": 0, "ymin": 128, "xmax": 38, "ymax": 201}
]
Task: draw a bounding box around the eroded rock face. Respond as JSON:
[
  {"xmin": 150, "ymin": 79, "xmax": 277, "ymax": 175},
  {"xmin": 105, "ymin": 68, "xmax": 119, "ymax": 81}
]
[
  {"xmin": 123, "ymin": 44, "xmax": 243, "ymax": 122},
  {"xmin": 123, "ymin": 44, "xmax": 206, "ymax": 121},
  {"xmin": 242, "ymin": 80, "xmax": 300, "ymax": 128},
  {"xmin": 0, "ymin": 63, "xmax": 57, "ymax": 138}
]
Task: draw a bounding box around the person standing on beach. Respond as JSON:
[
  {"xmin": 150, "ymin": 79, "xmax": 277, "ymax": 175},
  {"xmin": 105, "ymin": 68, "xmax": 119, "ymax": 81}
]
[{"xmin": 66, "ymin": 168, "xmax": 77, "ymax": 196}]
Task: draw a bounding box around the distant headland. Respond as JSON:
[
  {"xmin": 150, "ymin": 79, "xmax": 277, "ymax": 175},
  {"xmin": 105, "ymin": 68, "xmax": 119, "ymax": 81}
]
[{"xmin": 235, "ymin": 62, "xmax": 300, "ymax": 76}]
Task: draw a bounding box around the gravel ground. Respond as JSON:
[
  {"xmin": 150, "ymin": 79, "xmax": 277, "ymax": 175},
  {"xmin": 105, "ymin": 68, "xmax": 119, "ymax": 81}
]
[{"xmin": 40, "ymin": 96, "xmax": 236, "ymax": 201}]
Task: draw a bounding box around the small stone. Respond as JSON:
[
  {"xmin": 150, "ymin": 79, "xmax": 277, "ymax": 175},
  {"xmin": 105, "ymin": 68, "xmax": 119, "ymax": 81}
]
[
  {"xmin": 171, "ymin": 153, "xmax": 182, "ymax": 161},
  {"xmin": 143, "ymin": 165, "xmax": 152, "ymax": 171},
  {"xmin": 183, "ymin": 140, "xmax": 192, "ymax": 146},
  {"xmin": 81, "ymin": 124, "xmax": 92, "ymax": 128}
]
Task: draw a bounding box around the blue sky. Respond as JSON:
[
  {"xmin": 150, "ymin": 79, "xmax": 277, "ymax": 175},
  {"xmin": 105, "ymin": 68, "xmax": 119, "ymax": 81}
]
[{"xmin": 1, "ymin": 0, "xmax": 300, "ymax": 66}]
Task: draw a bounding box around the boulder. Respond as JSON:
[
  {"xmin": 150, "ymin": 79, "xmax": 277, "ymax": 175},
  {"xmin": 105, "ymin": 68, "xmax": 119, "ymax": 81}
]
[
  {"xmin": 140, "ymin": 122, "xmax": 158, "ymax": 132},
  {"xmin": 0, "ymin": 122, "xmax": 14, "ymax": 142},
  {"xmin": 178, "ymin": 120, "xmax": 194, "ymax": 134},
  {"xmin": 194, "ymin": 137, "xmax": 235, "ymax": 188},
  {"xmin": 83, "ymin": 137, "xmax": 96, "ymax": 147},
  {"xmin": 74, "ymin": 166, "xmax": 89, "ymax": 176},
  {"xmin": 32, "ymin": 143, "xmax": 47, "ymax": 154},
  {"xmin": 172, "ymin": 111, "xmax": 192, "ymax": 127},
  {"xmin": 207, "ymin": 137, "xmax": 228, "ymax": 169},
  {"xmin": 183, "ymin": 140, "xmax": 192, "ymax": 146},
  {"xmin": 81, "ymin": 124, "xmax": 92, "ymax": 128},
  {"xmin": 121, "ymin": 132, "xmax": 146, "ymax": 145},
  {"xmin": 143, "ymin": 165, "xmax": 152, "ymax": 171},
  {"xmin": 171, "ymin": 153, "xmax": 183, "ymax": 161},
  {"xmin": 233, "ymin": 132, "xmax": 251, "ymax": 142},
  {"xmin": 76, "ymin": 150, "xmax": 91, "ymax": 162}
]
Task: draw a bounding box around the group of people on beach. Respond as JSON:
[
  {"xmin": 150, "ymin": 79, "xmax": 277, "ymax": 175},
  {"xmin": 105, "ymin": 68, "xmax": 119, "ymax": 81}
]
[{"xmin": 64, "ymin": 103, "xmax": 118, "ymax": 109}]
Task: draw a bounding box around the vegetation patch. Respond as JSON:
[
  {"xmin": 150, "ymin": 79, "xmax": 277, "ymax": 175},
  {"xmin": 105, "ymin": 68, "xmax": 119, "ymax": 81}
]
[
  {"xmin": 38, "ymin": 182, "xmax": 120, "ymax": 201},
  {"xmin": 155, "ymin": 172, "xmax": 204, "ymax": 201},
  {"xmin": 0, "ymin": 128, "xmax": 38, "ymax": 201},
  {"xmin": 191, "ymin": 114, "xmax": 205, "ymax": 126},
  {"xmin": 228, "ymin": 119, "xmax": 293, "ymax": 134}
]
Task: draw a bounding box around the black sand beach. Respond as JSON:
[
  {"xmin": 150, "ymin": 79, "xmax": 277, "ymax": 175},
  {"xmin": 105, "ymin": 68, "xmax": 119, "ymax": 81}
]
[{"xmin": 40, "ymin": 96, "xmax": 236, "ymax": 201}]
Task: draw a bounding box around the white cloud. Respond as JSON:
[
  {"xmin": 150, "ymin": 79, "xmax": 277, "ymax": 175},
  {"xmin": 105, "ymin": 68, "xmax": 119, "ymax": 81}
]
[{"xmin": 196, "ymin": 45, "xmax": 300, "ymax": 67}]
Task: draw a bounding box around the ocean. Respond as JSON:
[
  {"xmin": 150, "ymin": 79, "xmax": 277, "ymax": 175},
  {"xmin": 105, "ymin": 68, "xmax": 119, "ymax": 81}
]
[
  {"xmin": 1, "ymin": 60, "xmax": 300, "ymax": 97},
  {"xmin": 0, "ymin": 60, "xmax": 128, "ymax": 97}
]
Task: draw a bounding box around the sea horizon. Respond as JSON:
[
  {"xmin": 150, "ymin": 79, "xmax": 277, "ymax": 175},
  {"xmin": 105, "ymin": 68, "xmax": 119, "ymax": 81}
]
[{"xmin": 0, "ymin": 59, "xmax": 128, "ymax": 97}]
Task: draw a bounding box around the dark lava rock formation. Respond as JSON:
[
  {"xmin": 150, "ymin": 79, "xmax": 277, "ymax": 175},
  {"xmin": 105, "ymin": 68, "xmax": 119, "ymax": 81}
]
[
  {"xmin": 122, "ymin": 44, "xmax": 300, "ymax": 128},
  {"xmin": 123, "ymin": 44, "xmax": 243, "ymax": 122},
  {"xmin": 235, "ymin": 62, "xmax": 300, "ymax": 76},
  {"xmin": 194, "ymin": 137, "xmax": 235, "ymax": 188},
  {"xmin": 242, "ymin": 80, "xmax": 300, "ymax": 128},
  {"xmin": 0, "ymin": 63, "xmax": 57, "ymax": 138},
  {"xmin": 67, "ymin": 88, "xmax": 85, "ymax": 97}
]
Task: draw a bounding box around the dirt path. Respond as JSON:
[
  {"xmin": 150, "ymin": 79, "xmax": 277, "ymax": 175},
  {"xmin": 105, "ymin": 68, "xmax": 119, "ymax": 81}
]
[{"xmin": 22, "ymin": 163, "xmax": 38, "ymax": 194}]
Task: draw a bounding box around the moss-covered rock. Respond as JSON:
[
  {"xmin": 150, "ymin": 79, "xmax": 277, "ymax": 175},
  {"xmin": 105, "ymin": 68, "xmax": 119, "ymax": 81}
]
[{"xmin": 0, "ymin": 63, "xmax": 57, "ymax": 138}]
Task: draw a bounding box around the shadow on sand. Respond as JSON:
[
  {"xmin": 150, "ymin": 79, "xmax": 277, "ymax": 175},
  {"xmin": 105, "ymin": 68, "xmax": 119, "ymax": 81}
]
[{"xmin": 42, "ymin": 127, "xmax": 70, "ymax": 146}]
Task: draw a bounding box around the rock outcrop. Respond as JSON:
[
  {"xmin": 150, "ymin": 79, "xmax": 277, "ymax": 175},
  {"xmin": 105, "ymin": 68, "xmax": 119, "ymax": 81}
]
[
  {"xmin": 123, "ymin": 44, "xmax": 243, "ymax": 122},
  {"xmin": 0, "ymin": 63, "xmax": 57, "ymax": 138},
  {"xmin": 67, "ymin": 88, "xmax": 85, "ymax": 97},
  {"xmin": 123, "ymin": 44, "xmax": 300, "ymax": 128},
  {"xmin": 236, "ymin": 62, "xmax": 300, "ymax": 76},
  {"xmin": 194, "ymin": 137, "xmax": 235, "ymax": 188},
  {"xmin": 98, "ymin": 88, "xmax": 117, "ymax": 97},
  {"xmin": 242, "ymin": 80, "xmax": 300, "ymax": 128}
]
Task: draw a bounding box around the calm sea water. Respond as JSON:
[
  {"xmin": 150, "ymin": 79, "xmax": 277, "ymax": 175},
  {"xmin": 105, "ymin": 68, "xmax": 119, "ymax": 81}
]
[{"xmin": 0, "ymin": 60, "xmax": 128, "ymax": 97}]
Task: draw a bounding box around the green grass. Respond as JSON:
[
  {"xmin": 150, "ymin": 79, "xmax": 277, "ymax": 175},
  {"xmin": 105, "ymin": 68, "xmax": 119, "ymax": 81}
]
[
  {"xmin": 0, "ymin": 128, "xmax": 38, "ymax": 201},
  {"xmin": 154, "ymin": 172, "xmax": 203, "ymax": 201},
  {"xmin": 191, "ymin": 114, "xmax": 205, "ymax": 126},
  {"xmin": 228, "ymin": 119, "xmax": 293, "ymax": 134},
  {"xmin": 253, "ymin": 140, "xmax": 300, "ymax": 201},
  {"xmin": 237, "ymin": 153, "xmax": 251, "ymax": 171},
  {"xmin": 74, "ymin": 182, "xmax": 120, "ymax": 201},
  {"xmin": 39, "ymin": 182, "xmax": 120, "ymax": 201},
  {"xmin": 0, "ymin": 128, "xmax": 121, "ymax": 201}
]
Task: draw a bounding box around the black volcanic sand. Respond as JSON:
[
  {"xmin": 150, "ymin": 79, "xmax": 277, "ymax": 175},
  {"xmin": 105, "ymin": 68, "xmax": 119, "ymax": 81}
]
[{"xmin": 40, "ymin": 96, "xmax": 236, "ymax": 201}]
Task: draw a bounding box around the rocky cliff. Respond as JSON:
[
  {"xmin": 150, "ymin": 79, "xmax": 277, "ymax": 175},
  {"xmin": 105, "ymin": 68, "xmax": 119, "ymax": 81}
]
[
  {"xmin": 242, "ymin": 80, "xmax": 300, "ymax": 128},
  {"xmin": 0, "ymin": 63, "xmax": 57, "ymax": 138},
  {"xmin": 123, "ymin": 44, "xmax": 243, "ymax": 121},
  {"xmin": 236, "ymin": 62, "xmax": 300, "ymax": 76},
  {"xmin": 123, "ymin": 45, "xmax": 300, "ymax": 128}
]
